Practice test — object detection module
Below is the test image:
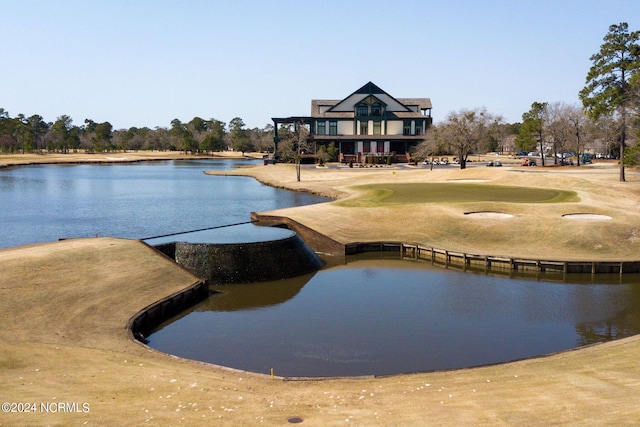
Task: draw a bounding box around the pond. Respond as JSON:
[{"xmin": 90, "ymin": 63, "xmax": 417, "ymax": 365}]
[
  {"xmin": 148, "ymin": 254, "xmax": 640, "ymax": 377},
  {"xmin": 0, "ymin": 159, "xmax": 327, "ymax": 248}
]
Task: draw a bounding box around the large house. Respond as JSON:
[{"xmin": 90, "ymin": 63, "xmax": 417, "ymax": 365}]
[{"xmin": 272, "ymin": 82, "xmax": 432, "ymax": 163}]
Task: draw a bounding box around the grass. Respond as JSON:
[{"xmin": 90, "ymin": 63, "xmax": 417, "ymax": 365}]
[{"xmin": 339, "ymin": 182, "xmax": 579, "ymax": 207}]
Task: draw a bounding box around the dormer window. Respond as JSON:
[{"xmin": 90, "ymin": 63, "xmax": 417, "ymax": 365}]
[
  {"xmin": 357, "ymin": 104, "xmax": 368, "ymax": 117},
  {"xmin": 371, "ymin": 103, "xmax": 382, "ymax": 116}
]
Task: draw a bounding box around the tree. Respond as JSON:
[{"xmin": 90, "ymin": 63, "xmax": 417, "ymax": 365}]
[
  {"xmin": 198, "ymin": 119, "xmax": 226, "ymax": 153},
  {"xmin": 516, "ymin": 102, "xmax": 548, "ymax": 165},
  {"xmin": 292, "ymin": 121, "xmax": 312, "ymax": 181},
  {"xmin": 14, "ymin": 114, "xmax": 33, "ymax": 154},
  {"xmin": 591, "ymin": 115, "xmax": 620, "ymax": 157},
  {"xmin": 414, "ymin": 127, "xmax": 439, "ymax": 169},
  {"xmin": 49, "ymin": 115, "xmax": 74, "ymax": 153},
  {"xmin": 546, "ymin": 102, "xmax": 574, "ymax": 164},
  {"xmin": 580, "ymin": 22, "xmax": 640, "ymax": 181},
  {"xmin": 170, "ymin": 119, "xmax": 195, "ymax": 153},
  {"xmin": 229, "ymin": 117, "xmax": 254, "ymax": 155},
  {"xmin": 26, "ymin": 115, "xmax": 49, "ymax": 152},
  {"xmin": 92, "ymin": 122, "xmax": 113, "ymax": 152},
  {"xmin": 565, "ymin": 104, "xmax": 590, "ymax": 166},
  {"xmin": 438, "ymin": 108, "xmax": 492, "ymax": 169},
  {"xmin": 487, "ymin": 116, "xmax": 508, "ymax": 154}
]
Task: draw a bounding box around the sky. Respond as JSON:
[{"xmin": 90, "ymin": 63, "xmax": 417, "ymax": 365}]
[{"xmin": 2, "ymin": 0, "xmax": 639, "ymax": 130}]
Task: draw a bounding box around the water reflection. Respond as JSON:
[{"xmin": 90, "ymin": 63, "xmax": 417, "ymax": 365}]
[
  {"xmin": 200, "ymin": 273, "xmax": 315, "ymax": 311},
  {"xmin": 148, "ymin": 255, "xmax": 640, "ymax": 377}
]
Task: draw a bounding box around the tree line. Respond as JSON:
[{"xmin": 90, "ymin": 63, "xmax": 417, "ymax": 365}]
[
  {"xmin": 0, "ymin": 112, "xmax": 275, "ymax": 155},
  {"xmin": 414, "ymin": 22, "xmax": 640, "ymax": 181}
]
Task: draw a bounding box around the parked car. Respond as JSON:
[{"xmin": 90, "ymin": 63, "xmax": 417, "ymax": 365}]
[{"xmin": 521, "ymin": 158, "xmax": 537, "ymax": 166}]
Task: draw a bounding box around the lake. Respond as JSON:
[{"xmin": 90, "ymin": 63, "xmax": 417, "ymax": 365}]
[{"xmin": 0, "ymin": 159, "xmax": 327, "ymax": 248}]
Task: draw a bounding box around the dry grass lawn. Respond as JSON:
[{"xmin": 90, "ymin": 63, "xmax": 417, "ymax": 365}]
[
  {"xmin": 2, "ymin": 157, "xmax": 640, "ymax": 425},
  {"xmin": 209, "ymin": 162, "xmax": 640, "ymax": 261}
]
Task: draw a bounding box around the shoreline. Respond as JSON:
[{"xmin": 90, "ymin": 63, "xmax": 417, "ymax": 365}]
[{"xmin": 0, "ymin": 150, "xmax": 265, "ymax": 169}]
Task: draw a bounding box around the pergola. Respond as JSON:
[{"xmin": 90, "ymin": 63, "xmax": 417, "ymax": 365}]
[{"xmin": 271, "ymin": 116, "xmax": 313, "ymax": 158}]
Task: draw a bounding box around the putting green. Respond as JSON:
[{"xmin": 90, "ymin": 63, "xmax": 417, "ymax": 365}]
[{"xmin": 339, "ymin": 183, "xmax": 579, "ymax": 206}]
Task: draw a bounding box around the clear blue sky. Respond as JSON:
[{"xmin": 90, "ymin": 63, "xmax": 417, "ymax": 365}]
[{"xmin": 2, "ymin": 0, "xmax": 639, "ymax": 130}]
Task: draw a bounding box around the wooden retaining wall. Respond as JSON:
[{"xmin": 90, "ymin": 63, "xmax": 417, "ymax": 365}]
[
  {"xmin": 345, "ymin": 242, "xmax": 640, "ymax": 275},
  {"xmin": 248, "ymin": 213, "xmax": 640, "ymax": 276},
  {"xmin": 128, "ymin": 280, "xmax": 209, "ymax": 339}
]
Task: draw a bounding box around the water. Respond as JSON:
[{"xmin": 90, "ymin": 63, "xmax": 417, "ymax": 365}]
[
  {"xmin": 144, "ymin": 222, "xmax": 295, "ymax": 245},
  {"xmin": 148, "ymin": 256, "xmax": 640, "ymax": 377},
  {"xmin": 0, "ymin": 159, "xmax": 327, "ymax": 248}
]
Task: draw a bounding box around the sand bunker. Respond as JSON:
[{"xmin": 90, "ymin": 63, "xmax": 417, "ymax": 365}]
[
  {"xmin": 563, "ymin": 213, "xmax": 612, "ymax": 220},
  {"xmin": 464, "ymin": 211, "xmax": 513, "ymax": 218}
]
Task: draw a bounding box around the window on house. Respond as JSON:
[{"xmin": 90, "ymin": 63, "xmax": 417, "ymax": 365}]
[
  {"xmin": 317, "ymin": 121, "xmax": 326, "ymax": 135},
  {"xmin": 360, "ymin": 122, "xmax": 368, "ymax": 135},
  {"xmin": 403, "ymin": 122, "xmax": 411, "ymax": 136},
  {"xmin": 371, "ymin": 103, "xmax": 382, "ymax": 116},
  {"xmin": 363, "ymin": 141, "xmax": 370, "ymax": 152},
  {"xmin": 357, "ymin": 104, "xmax": 368, "ymax": 116},
  {"xmin": 329, "ymin": 121, "xmax": 337, "ymax": 135},
  {"xmin": 373, "ymin": 121, "xmax": 381, "ymax": 135},
  {"xmin": 415, "ymin": 126, "xmax": 422, "ymax": 135}
]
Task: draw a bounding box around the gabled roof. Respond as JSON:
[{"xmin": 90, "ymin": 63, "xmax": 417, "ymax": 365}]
[
  {"xmin": 311, "ymin": 82, "xmax": 431, "ymax": 118},
  {"xmin": 327, "ymin": 81, "xmax": 411, "ymax": 113}
]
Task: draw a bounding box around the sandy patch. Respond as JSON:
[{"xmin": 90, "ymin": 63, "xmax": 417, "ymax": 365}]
[
  {"xmin": 563, "ymin": 213, "xmax": 612, "ymax": 220},
  {"xmin": 464, "ymin": 211, "xmax": 514, "ymax": 218}
]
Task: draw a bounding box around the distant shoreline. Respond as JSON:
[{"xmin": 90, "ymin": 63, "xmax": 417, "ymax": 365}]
[{"xmin": 0, "ymin": 150, "xmax": 264, "ymax": 169}]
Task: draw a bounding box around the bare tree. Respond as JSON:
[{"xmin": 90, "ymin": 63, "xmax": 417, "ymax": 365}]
[
  {"xmin": 439, "ymin": 108, "xmax": 492, "ymax": 169},
  {"xmin": 413, "ymin": 127, "xmax": 439, "ymax": 170},
  {"xmin": 487, "ymin": 115, "xmax": 508, "ymax": 154},
  {"xmin": 546, "ymin": 102, "xmax": 574, "ymax": 164},
  {"xmin": 565, "ymin": 104, "xmax": 590, "ymax": 165},
  {"xmin": 293, "ymin": 121, "xmax": 312, "ymax": 181}
]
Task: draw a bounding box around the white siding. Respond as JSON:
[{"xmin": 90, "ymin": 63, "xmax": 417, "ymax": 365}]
[
  {"xmin": 338, "ymin": 121, "xmax": 353, "ymax": 135},
  {"xmin": 386, "ymin": 121, "xmax": 403, "ymax": 135}
]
